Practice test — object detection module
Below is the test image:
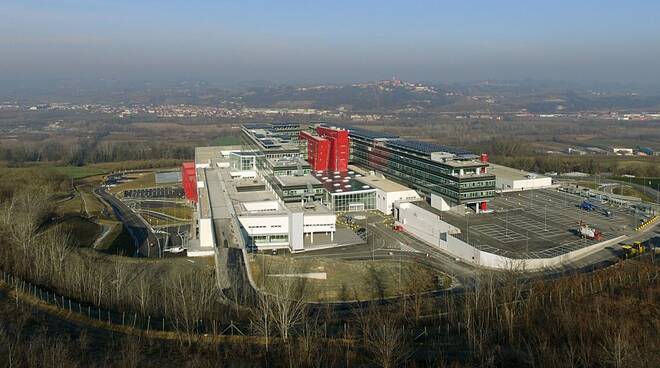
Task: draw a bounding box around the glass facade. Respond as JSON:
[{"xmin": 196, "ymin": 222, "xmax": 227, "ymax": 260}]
[
  {"xmin": 327, "ymin": 190, "xmax": 376, "ymax": 212},
  {"xmin": 251, "ymin": 234, "xmax": 288, "ymax": 246},
  {"xmin": 349, "ymin": 134, "xmax": 495, "ymax": 206},
  {"xmin": 230, "ymin": 152, "xmax": 257, "ymax": 170}
]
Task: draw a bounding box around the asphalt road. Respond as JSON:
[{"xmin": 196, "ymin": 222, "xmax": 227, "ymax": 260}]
[{"xmin": 95, "ymin": 188, "xmax": 160, "ymax": 257}]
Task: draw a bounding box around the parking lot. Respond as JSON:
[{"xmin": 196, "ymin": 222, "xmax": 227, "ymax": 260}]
[
  {"xmin": 444, "ymin": 188, "xmax": 639, "ymax": 259},
  {"xmin": 124, "ymin": 187, "xmax": 184, "ymax": 199}
]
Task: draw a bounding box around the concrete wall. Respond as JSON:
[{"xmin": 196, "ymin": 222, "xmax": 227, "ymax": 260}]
[
  {"xmin": 431, "ymin": 193, "xmax": 452, "ymax": 211},
  {"xmin": 376, "ymin": 189, "xmax": 420, "ymax": 214},
  {"xmin": 497, "ymin": 176, "xmax": 553, "ymax": 191},
  {"xmin": 394, "ymin": 202, "xmax": 460, "ymax": 240},
  {"xmin": 198, "ymin": 218, "xmax": 215, "ymax": 248},
  {"xmin": 289, "ymin": 212, "xmax": 304, "ymax": 251}
]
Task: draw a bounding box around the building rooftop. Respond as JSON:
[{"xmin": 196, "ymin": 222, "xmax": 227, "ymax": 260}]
[
  {"xmin": 488, "ymin": 163, "xmax": 547, "ymax": 181},
  {"xmin": 344, "ymin": 126, "xmax": 399, "ymax": 140},
  {"xmin": 355, "ymin": 174, "xmax": 416, "ymax": 193},
  {"xmin": 266, "ymin": 156, "xmax": 310, "ymax": 168},
  {"xmin": 286, "ymin": 201, "xmax": 333, "ymax": 214},
  {"xmin": 195, "ymin": 145, "xmax": 242, "ymax": 166},
  {"xmin": 242, "ymin": 123, "xmax": 301, "ymax": 151},
  {"xmin": 275, "ymin": 174, "xmax": 322, "ymax": 188},
  {"xmin": 388, "ymin": 139, "xmax": 474, "ymax": 157},
  {"xmin": 313, "ymin": 170, "xmax": 376, "ymax": 195}
]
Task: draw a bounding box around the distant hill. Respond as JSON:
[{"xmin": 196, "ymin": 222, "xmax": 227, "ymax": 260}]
[{"xmin": 231, "ymin": 79, "xmax": 456, "ymax": 111}]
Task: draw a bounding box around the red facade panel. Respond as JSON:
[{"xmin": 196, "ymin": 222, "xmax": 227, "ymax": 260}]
[
  {"xmin": 315, "ymin": 126, "xmax": 349, "ymax": 172},
  {"xmin": 181, "ymin": 162, "xmax": 198, "ymax": 202},
  {"xmin": 300, "ymin": 127, "xmax": 350, "ymax": 172},
  {"xmin": 299, "ymin": 131, "xmax": 330, "ymax": 171}
]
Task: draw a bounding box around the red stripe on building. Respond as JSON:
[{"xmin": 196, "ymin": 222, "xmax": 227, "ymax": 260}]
[{"xmin": 181, "ymin": 162, "xmax": 198, "ymax": 202}]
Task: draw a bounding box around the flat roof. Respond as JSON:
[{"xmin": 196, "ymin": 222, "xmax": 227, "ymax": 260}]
[
  {"xmin": 313, "ymin": 170, "xmax": 376, "ymax": 194},
  {"xmin": 275, "ymin": 174, "xmax": 322, "ymax": 188},
  {"xmin": 355, "ymin": 174, "xmax": 416, "ymax": 193},
  {"xmin": 266, "ymin": 156, "xmax": 310, "ymax": 168},
  {"xmin": 388, "ymin": 139, "xmax": 473, "ymax": 157},
  {"xmin": 195, "ymin": 145, "xmax": 242, "ymax": 165},
  {"xmin": 286, "ymin": 201, "xmax": 333, "ymax": 214},
  {"xmin": 442, "ymin": 159, "xmax": 489, "ymax": 168},
  {"xmin": 489, "ymin": 163, "xmax": 548, "ymax": 181}
]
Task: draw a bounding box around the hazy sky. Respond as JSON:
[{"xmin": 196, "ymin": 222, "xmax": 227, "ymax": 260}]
[{"xmin": 2, "ymin": 0, "xmax": 660, "ymax": 85}]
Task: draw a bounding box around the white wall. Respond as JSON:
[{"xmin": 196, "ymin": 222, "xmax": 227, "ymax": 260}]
[
  {"xmin": 238, "ymin": 215, "xmax": 289, "ymax": 236},
  {"xmin": 303, "ymin": 213, "xmax": 336, "ymax": 233},
  {"xmin": 431, "ymin": 193, "xmax": 452, "ymax": 211},
  {"xmin": 289, "ymin": 212, "xmax": 304, "ymax": 251},
  {"xmin": 229, "ymin": 170, "xmax": 257, "ymax": 179},
  {"xmin": 376, "ymin": 189, "xmax": 420, "ymax": 214},
  {"xmin": 497, "ymin": 176, "xmax": 553, "ymax": 191},
  {"xmin": 242, "ymin": 200, "xmax": 280, "ymax": 212},
  {"xmin": 198, "ymin": 218, "xmax": 215, "ymax": 248},
  {"xmin": 394, "ymin": 202, "xmax": 460, "ymax": 241}
]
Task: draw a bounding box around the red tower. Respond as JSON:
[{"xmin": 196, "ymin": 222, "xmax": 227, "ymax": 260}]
[
  {"xmin": 181, "ymin": 162, "xmax": 198, "ymax": 202},
  {"xmin": 299, "ymin": 126, "xmax": 350, "ymax": 172},
  {"xmin": 300, "ymin": 131, "xmax": 330, "ymax": 171},
  {"xmin": 315, "ymin": 126, "xmax": 349, "ymax": 172}
]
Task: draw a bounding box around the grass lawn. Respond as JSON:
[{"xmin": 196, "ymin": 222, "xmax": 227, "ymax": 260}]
[
  {"xmin": 48, "ymin": 166, "xmax": 109, "ymax": 179},
  {"xmin": 149, "ymin": 205, "xmax": 192, "ymax": 219},
  {"xmin": 109, "ymin": 172, "xmax": 156, "ymax": 194},
  {"xmin": 249, "ymin": 254, "xmax": 450, "ymax": 302},
  {"xmin": 613, "ymin": 186, "xmax": 654, "ymax": 202},
  {"xmin": 576, "ymin": 181, "xmax": 598, "ymax": 190},
  {"xmin": 141, "ymin": 213, "xmax": 185, "ymax": 227},
  {"xmin": 58, "ymin": 216, "xmax": 103, "ymax": 248},
  {"xmin": 213, "ymin": 135, "xmax": 241, "ymax": 146},
  {"xmin": 612, "ymin": 176, "xmax": 660, "ymax": 190}
]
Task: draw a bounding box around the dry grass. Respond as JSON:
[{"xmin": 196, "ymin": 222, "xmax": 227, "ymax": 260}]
[{"xmin": 249, "ymin": 254, "xmax": 446, "ymax": 302}]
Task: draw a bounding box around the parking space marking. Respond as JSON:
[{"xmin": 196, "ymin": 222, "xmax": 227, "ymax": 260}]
[
  {"xmin": 471, "ymin": 224, "xmax": 529, "ymax": 243},
  {"xmin": 503, "ymin": 215, "xmax": 565, "ymax": 238}
]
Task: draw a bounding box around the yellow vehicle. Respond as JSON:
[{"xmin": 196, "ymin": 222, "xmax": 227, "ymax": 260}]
[{"xmin": 622, "ymin": 241, "xmax": 645, "ymax": 258}]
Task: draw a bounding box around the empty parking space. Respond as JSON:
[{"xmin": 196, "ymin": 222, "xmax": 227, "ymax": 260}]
[
  {"xmin": 442, "ymin": 188, "xmax": 638, "ymax": 259},
  {"xmin": 471, "ymin": 223, "xmax": 529, "ymax": 243}
]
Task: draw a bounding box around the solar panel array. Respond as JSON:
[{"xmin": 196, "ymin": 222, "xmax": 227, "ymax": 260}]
[
  {"xmin": 345, "ymin": 126, "xmax": 399, "ymax": 140},
  {"xmin": 243, "ymin": 123, "xmax": 271, "ymax": 130},
  {"xmin": 260, "ymin": 139, "xmax": 281, "ymax": 147},
  {"xmin": 271, "ymin": 122, "xmax": 300, "ymax": 128},
  {"xmin": 387, "ymin": 140, "xmax": 474, "ymax": 156}
]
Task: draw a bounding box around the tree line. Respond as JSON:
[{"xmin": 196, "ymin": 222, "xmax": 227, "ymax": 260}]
[{"xmin": 0, "ymin": 173, "xmax": 658, "ymax": 367}]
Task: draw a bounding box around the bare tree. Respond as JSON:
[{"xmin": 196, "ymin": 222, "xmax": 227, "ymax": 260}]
[
  {"xmin": 357, "ymin": 306, "xmax": 412, "ymax": 368},
  {"xmin": 266, "ymin": 273, "xmax": 308, "ymax": 342},
  {"xmin": 250, "ymin": 292, "xmax": 271, "ymax": 351}
]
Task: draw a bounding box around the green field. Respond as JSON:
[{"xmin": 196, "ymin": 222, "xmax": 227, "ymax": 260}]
[
  {"xmin": 249, "ymin": 254, "xmax": 450, "ymax": 302},
  {"xmin": 150, "ymin": 205, "xmax": 192, "ymax": 219},
  {"xmin": 48, "ymin": 166, "xmax": 109, "ymax": 179},
  {"xmin": 213, "ymin": 135, "xmax": 241, "ymax": 146},
  {"xmin": 613, "ymin": 176, "xmax": 660, "ymax": 190},
  {"xmin": 612, "ymin": 186, "xmax": 654, "ymax": 202}
]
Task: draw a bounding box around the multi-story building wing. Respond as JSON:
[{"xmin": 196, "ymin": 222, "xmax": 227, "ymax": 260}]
[{"xmin": 343, "ymin": 126, "xmax": 495, "ymax": 212}]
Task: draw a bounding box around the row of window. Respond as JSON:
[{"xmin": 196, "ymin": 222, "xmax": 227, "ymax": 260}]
[
  {"xmin": 460, "ymin": 190, "xmax": 495, "ymax": 199},
  {"xmin": 248, "ymin": 224, "xmax": 283, "ymax": 229},
  {"xmin": 460, "ymin": 180, "xmax": 496, "ymax": 189},
  {"xmin": 252, "ymin": 234, "xmax": 289, "ymax": 244}
]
